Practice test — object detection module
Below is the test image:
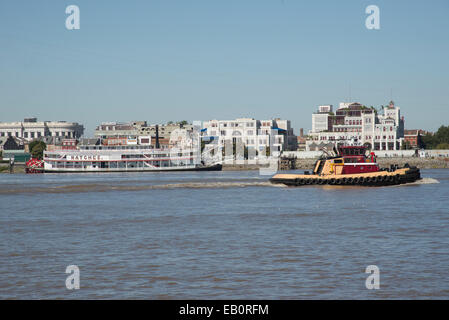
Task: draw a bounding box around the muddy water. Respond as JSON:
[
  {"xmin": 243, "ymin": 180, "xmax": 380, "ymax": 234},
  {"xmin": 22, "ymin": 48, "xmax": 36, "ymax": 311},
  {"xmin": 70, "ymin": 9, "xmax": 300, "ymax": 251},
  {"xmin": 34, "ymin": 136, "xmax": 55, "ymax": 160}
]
[{"xmin": 0, "ymin": 169, "xmax": 447, "ymax": 299}]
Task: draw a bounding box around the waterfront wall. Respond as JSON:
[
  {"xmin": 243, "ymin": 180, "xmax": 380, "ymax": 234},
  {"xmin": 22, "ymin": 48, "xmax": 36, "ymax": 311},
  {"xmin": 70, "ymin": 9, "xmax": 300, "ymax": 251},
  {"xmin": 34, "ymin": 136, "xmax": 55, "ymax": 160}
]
[
  {"xmin": 420, "ymin": 150, "xmax": 449, "ymax": 157},
  {"xmin": 283, "ymin": 150, "xmax": 420, "ymax": 158},
  {"xmin": 222, "ymin": 155, "xmax": 449, "ymax": 171},
  {"xmin": 377, "ymin": 157, "xmax": 449, "ymax": 169},
  {"xmin": 282, "ymin": 150, "xmax": 449, "ymax": 159},
  {"xmin": 291, "ymin": 157, "xmax": 449, "ymax": 170}
]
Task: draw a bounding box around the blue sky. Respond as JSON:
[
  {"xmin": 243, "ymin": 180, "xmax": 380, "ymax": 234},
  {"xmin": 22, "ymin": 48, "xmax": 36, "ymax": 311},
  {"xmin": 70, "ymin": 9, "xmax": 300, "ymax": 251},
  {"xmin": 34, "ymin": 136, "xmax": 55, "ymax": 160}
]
[{"xmin": 1, "ymin": 0, "xmax": 448, "ymax": 136}]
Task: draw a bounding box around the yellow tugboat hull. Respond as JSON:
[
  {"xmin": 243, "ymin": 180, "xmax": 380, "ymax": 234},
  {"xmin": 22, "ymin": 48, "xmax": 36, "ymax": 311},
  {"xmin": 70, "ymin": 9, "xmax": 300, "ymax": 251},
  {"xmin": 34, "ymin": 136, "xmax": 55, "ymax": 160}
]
[{"xmin": 270, "ymin": 167, "xmax": 421, "ymax": 187}]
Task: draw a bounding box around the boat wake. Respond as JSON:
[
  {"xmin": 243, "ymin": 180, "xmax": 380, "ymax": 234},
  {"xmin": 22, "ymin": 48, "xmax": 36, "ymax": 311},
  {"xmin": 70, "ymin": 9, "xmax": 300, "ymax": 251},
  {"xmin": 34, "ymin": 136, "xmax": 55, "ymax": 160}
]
[
  {"xmin": 0, "ymin": 178, "xmax": 437, "ymax": 195},
  {"xmin": 404, "ymin": 177, "xmax": 439, "ymax": 185},
  {"xmin": 0, "ymin": 181, "xmax": 285, "ymax": 194},
  {"xmin": 385, "ymin": 177, "xmax": 439, "ymax": 188}
]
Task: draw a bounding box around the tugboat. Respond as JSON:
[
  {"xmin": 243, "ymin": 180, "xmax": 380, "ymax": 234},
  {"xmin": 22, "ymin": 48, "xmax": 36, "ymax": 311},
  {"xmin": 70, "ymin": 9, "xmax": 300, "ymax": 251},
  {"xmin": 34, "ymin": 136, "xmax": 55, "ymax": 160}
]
[{"xmin": 270, "ymin": 145, "xmax": 421, "ymax": 187}]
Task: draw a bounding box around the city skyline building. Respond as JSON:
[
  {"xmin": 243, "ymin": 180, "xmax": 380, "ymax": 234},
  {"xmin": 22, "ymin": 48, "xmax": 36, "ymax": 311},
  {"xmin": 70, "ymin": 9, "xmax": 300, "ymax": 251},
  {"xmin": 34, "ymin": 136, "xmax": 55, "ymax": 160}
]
[
  {"xmin": 202, "ymin": 118, "xmax": 297, "ymax": 157},
  {"xmin": 0, "ymin": 118, "xmax": 84, "ymax": 141},
  {"xmin": 307, "ymin": 101, "xmax": 405, "ymax": 151}
]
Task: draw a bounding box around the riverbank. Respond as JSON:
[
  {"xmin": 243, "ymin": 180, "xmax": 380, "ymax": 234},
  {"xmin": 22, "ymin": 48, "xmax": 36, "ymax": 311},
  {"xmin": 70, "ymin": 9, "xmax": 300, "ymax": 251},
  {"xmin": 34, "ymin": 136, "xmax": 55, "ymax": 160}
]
[
  {"xmin": 377, "ymin": 157, "xmax": 449, "ymax": 169},
  {"xmin": 0, "ymin": 163, "xmax": 26, "ymax": 174},
  {"xmin": 2, "ymin": 158, "xmax": 448, "ymax": 174},
  {"xmin": 222, "ymin": 163, "xmax": 270, "ymax": 171}
]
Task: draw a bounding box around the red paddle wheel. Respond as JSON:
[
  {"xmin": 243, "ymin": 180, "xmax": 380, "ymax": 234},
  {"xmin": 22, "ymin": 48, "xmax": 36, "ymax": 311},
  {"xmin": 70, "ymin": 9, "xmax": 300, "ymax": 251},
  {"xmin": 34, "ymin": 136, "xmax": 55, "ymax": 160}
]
[{"xmin": 25, "ymin": 158, "xmax": 44, "ymax": 173}]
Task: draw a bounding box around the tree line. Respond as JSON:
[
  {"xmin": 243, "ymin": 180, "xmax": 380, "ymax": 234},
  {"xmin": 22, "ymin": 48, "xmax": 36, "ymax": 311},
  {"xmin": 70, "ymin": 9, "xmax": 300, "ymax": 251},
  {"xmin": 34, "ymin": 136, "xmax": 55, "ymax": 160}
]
[{"xmin": 421, "ymin": 125, "xmax": 449, "ymax": 149}]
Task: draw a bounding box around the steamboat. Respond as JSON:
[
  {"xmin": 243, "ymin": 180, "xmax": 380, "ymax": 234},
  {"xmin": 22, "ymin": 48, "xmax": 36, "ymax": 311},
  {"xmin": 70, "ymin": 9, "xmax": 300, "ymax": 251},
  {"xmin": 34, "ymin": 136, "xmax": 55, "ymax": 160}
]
[
  {"xmin": 270, "ymin": 145, "xmax": 421, "ymax": 187},
  {"xmin": 42, "ymin": 145, "xmax": 221, "ymax": 173},
  {"xmin": 29, "ymin": 126, "xmax": 222, "ymax": 173}
]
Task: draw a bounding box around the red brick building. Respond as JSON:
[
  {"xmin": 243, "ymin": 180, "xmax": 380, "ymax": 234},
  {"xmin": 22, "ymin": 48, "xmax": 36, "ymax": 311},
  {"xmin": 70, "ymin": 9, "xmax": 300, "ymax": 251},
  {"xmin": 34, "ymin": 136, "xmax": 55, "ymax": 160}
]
[{"xmin": 404, "ymin": 129, "xmax": 427, "ymax": 149}]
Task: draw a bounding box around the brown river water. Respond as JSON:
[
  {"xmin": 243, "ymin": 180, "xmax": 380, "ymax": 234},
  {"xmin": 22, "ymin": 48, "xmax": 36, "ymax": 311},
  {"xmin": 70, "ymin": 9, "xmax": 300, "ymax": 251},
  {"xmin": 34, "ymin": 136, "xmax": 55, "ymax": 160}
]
[{"xmin": 0, "ymin": 169, "xmax": 447, "ymax": 299}]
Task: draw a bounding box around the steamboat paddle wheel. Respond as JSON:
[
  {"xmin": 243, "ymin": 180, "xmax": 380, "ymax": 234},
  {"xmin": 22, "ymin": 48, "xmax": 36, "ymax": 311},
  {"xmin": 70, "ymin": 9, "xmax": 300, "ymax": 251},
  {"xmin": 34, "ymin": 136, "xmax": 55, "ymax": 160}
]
[{"xmin": 25, "ymin": 158, "xmax": 44, "ymax": 173}]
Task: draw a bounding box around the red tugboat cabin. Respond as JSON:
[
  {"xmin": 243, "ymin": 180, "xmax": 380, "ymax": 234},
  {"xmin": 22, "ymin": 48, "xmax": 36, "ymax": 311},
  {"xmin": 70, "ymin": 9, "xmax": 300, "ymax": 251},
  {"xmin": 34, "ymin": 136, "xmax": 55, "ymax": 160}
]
[{"xmin": 338, "ymin": 146, "xmax": 379, "ymax": 174}]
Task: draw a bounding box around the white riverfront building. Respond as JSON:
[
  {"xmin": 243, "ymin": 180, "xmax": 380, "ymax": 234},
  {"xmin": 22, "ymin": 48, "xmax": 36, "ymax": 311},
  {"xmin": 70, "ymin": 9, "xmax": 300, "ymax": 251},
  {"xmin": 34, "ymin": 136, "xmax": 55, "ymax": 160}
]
[
  {"xmin": 202, "ymin": 118, "xmax": 297, "ymax": 157},
  {"xmin": 307, "ymin": 101, "xmax": 405, "ymax": 151},
  {"xmin": 0, "ymin": 118, "xmax": 84, "ymax": 141}
]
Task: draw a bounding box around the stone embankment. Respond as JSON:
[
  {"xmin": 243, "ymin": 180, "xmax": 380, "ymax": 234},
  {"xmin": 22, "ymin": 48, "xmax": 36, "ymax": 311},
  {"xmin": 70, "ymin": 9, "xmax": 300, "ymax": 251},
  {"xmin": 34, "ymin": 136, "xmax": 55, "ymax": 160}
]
[
  {"xmin": 292, "ymin": 157, "xmax": 449, "ymax": 170},
  {"xmin": 377, "ymin": 157, "xmax": 449, "ymax": 169}
]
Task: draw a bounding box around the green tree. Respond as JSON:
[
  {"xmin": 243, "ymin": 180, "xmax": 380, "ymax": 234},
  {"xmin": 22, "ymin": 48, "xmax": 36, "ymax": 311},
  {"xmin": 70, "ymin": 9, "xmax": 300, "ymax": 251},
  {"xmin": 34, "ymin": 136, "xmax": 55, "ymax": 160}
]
[
  {"xmin": 435, "ymin": 142, "xmax": 449, "ymax": 150},
  {"xmin": 401, "ymin": 141, "xmax": 411, "ymax": 150},
  {"xmin": 28, "ymin": 140, "xmax": 40, "ymax": 153},
  {"xmin": 421, "ymin": 134, "xmax": 435, "ymax": 149},
  {"xmin": 177, "ymin": 120, "xmax": 189, "ymax": 126},
  {"xmin": 30, "ymin": 141, "xmax": 46, "ymax": 159},
  {"xmin": 434, "ymin": 125, "xmax": 449, "ymax": 144},
  {"xmin": 421, "ymin": 125, "xmax": 449, "ymax": 149}
]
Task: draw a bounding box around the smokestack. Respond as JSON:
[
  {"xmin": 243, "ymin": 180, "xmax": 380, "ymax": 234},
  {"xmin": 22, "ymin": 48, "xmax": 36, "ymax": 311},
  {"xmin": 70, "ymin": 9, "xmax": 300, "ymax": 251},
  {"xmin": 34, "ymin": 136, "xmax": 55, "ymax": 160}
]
[
  {"xmin": 155, "ymin": 125, "xmax": 160, "ymax": 149},
  {"xmin": 300, "ymin": 128, "xmax": 304, "ymax": 137}
]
